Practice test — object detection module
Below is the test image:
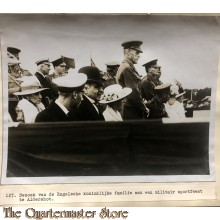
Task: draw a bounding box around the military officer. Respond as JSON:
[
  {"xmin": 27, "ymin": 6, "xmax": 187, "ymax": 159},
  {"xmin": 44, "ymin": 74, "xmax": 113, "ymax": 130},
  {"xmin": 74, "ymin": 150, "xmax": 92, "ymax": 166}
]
[
  {"xmin": 141, "ymin": 59, "xmax": 163, "ymax": 103},
  {"xmin": 8, "ymin": 57, "xmax": 23, "ymax": 121},
  {"xmin": 7, "ymin": 47, "xmax": 32, "ymax": 76},
  {"xmin": 102, "ymin": 61, "xmax": 120, "ymax": 88},
  {"xmin": 116, "ymin": 40, "xmax": 149, "ymax": 120},
  {"xmin": 7, "ymin": 47, "xmax": 21, "ymax": 60},
  {"xmin": 46, "ymin": 56, "xmax": 75, "ymax": 100},
  {"xmin": 50, "ymin": 56, "xmax": 68, "ymax": 79}
]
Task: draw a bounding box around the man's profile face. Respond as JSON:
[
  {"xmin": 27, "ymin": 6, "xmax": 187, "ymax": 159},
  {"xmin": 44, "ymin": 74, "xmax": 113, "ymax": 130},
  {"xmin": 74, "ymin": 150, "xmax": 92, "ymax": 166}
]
[
  {"xmin": 40, "ymin": 62, "xmax": 51, "ymax": 75},
  {"xmin": 128, "ymin": 49, "xmax": 140, "ymax": 64},
  {"xmin": 149, "ymin": 65, "xmax": 161, "ymax": 79},
  {"xmin": 83, "ymin": 83, "xmax": 102, "ymax": 101},
  {"xmin": 55, "ymin": 62, "xmax": 67, "ymax": 76}
]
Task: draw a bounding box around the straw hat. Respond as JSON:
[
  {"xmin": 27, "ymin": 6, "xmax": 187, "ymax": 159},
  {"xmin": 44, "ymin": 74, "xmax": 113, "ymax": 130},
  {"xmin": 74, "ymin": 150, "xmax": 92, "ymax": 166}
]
[
  {"xmin": 99, "ymin": 84, "xmax": 132, "ymax": 104},
  {"xmin": 13, "ymin": 77, "xmax": 48, "ymax": 96}
]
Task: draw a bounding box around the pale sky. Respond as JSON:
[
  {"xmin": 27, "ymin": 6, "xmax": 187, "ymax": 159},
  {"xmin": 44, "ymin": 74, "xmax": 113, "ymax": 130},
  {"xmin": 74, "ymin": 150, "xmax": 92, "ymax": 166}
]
[{"xmin": 1, "ymin": 14, "xmax": 220, "ymax": 89}]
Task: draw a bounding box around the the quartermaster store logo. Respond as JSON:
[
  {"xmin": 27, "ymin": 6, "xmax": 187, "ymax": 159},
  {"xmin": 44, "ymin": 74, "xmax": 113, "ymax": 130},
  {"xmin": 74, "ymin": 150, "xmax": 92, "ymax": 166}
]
[{"xmin": 2, "ymin": 207, "xmax": 129, "ymax": 219}]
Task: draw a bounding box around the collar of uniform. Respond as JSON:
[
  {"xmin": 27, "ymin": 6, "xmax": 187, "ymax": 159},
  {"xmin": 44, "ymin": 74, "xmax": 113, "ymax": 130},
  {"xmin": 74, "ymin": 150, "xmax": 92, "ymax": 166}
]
[
  {"xmin": 55, "ymin": 99, "xmax": 69, "ymax": 115},
  {"xmin": 147, "ymin": 75, "xmax": 157, "ymax": 85},
  {"xmin": 124, "ymin": 59, "xmax": 135, "ymax": 69},
  {"xmin": 124, "ymin": 59, "xmax": 142, "ymax": 79},
  {"xmin": 37, "ymin": 71, "xmax": 46, "ymax": 78}
]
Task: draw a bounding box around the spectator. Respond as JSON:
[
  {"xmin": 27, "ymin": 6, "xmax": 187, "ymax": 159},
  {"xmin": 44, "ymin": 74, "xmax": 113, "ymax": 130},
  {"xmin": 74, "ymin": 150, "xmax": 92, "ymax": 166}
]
[{"xmin": 99, "ymin": 84, "xmax": 132, "ymax": 121}]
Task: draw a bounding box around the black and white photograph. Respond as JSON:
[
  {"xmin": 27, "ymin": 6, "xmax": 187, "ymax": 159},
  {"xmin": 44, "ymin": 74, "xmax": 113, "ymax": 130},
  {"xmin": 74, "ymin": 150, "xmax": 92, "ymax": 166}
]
[{"xmin": 0, "ymin": 14, "xmax": 219, "ymax": 184}]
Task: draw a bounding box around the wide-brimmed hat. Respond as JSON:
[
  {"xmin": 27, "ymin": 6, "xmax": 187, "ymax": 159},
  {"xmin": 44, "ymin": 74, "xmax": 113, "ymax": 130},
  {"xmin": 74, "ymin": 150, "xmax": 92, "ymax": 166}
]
[
  {"xmin": 14, "ymin": 77, "xmax": 48, "ymax": 96},
  {"xmin": 99, "ymin": 84, "xmax": 132, "ymax": 104},
  {"xmin": 78, "ymin": 66, "xmax": 102, "ymax": 86}
]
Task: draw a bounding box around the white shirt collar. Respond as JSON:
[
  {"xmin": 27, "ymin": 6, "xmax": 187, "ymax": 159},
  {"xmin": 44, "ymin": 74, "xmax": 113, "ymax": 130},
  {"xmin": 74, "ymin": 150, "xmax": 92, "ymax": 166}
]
[
  {"xmin": 85, "ymin": 95, "xmax": 95, "ymax": 104},
  {"xmin": 55, "ymin": 99, "xmax": 69, "ymax": 115},
  {"xmin": 84, "ymin": 95, "xmax": 99, "ymax": 113}
]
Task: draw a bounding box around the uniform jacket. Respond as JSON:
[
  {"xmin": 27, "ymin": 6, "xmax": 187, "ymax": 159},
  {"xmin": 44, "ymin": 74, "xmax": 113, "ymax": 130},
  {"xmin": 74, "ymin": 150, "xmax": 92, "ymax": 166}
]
[
  {"xmin": 35, "ymin": 72, "xmax": 53, "ymax": 107},
  {"xmin": 116, "ymin": 59, "xmax": 146, "ymax": 119},
  {"xmin": 102, "ymin": 73, "xmax": 117, "ymax": 88},
  {"xmin": 141, "ymin": 75, "xmax": 162, "ymax": 101},
  {"xmin": 35, "ymin": 102, "xmax": 75, "ymax": 122},
  {"xmin": 146, "ymin": 96, "xmax": 168, "ymax": 119},
  {"xmin": 8, "ymin": 70, "xmax": 32, "ymax": 98},
  {"xmin": 76, "ymin": 95, "xmax": 105, "ymax": 121},
  {"xmin": 8, "ymin": 72, "xmax": 22, "ymax": 98}
]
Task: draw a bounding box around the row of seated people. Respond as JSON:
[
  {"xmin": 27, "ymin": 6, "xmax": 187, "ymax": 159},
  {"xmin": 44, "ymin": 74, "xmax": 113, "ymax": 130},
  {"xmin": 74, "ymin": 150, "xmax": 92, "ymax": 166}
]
[
  {"xmin": 7, "ymin": 43, "xmax": 195, "ymax": 124},
  {"xmin": 8, "ymin": 70, "xmax": 189, "ymax": 124}
]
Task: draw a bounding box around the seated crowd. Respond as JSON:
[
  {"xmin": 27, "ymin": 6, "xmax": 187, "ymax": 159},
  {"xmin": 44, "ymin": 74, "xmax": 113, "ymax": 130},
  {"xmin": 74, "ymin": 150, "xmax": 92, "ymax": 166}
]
[{"xmin": 7, "ymin": 42, "xmax": 201, "ymax": 124}]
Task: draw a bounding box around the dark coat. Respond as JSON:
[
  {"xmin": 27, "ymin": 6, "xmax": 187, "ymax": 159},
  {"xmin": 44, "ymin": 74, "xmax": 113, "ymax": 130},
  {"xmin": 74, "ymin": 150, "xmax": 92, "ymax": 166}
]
[
  {"xmin": 35, "ymin": 102, "xmax": 76, "ymax": 122},
  {"xmin": 45, "ymin": 74, "xmax": 59, "ymax": 101},
  {"xmin": 141, "ymin": 75, "xmax": 162, "ymax": 101},
  {"xmin": 35, "ymin": 72, "xmax": 53, "ymax": 107},
  {"xmin": 76, "ymin": 95, "xmax": 105, "ymax": 121},
  {"xmin": 116, "ymin": 59, "xmax": 146, "ymax": 120},
  {"xmin": 146, "ymin": 96, "xmax": 168, "ymax": 119}
]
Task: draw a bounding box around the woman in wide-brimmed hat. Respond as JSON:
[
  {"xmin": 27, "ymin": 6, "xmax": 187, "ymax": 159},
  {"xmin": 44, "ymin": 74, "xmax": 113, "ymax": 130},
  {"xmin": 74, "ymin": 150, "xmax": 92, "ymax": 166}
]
[
  {"xmin": 165, "ymin": 84, "xmax": 186, "ymax": 118},
  {"xmin": 13, "ymin": 77, "xmax": 48, "ymax": 123},
  {"xmin": 99, "ymin": 84, "xmax": 132, "ymax": 121}
]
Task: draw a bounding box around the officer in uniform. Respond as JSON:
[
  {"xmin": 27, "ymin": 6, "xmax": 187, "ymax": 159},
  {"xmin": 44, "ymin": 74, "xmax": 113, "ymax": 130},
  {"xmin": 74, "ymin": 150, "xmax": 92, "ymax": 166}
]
[
  {"xmin": 102, "ymin": 61, "xmax": 120, "ymax": 88},
  {"xmin": 7, "ymin": 47, "xmax": 32, "ymax": 76},
  {"xmin": 116, "ymin": 40, "xmax": 149, "ymax": 120},
  {"xmin": 146, "ymin": 83, "xmax": 171, "ymax": 119},
  {"xmin": 141, "ymin": 59, "xmax": 163, "ymax": 103},
  {"xmin": 53, "ymin": 56, "xmax": 75, "ymax": 76},
  {"xmin": 7, "ymin": 47, "xmax": 21, "ymax": 60},
  {"xmin": 8, "ymin": 57, "xmax": 23, "ymax": 121},
  {"xmin": 48, "ymin": 56, "xmax": 75, "ymax": 100}
]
